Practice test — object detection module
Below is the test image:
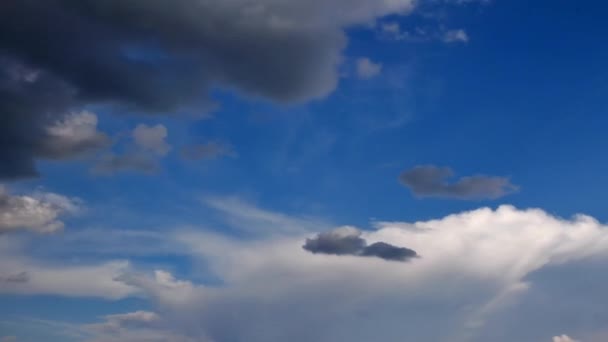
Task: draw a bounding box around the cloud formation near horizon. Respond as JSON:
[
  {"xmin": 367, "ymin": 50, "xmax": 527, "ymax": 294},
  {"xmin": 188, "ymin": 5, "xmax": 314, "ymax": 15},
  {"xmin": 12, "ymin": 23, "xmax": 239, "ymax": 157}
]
[
  {"xmin": 2, "ymin": 203, "xmax": 608, "ymax": 341},
  {"xmin": 399, "ymin": 165, "xmax": 518, "ymax": 199}
]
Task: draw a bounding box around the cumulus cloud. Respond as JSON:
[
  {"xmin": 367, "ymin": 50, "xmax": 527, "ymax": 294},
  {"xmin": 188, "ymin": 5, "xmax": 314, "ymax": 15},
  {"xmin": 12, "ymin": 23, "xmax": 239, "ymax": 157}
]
[
  {"xmin": 0, "ymin": 0, "xmax": 420, "ymax": 179},
  {"xmin": 303, "ymin": 226, "xmax": 418, "ymax": 261},
  {"xmin": 106, "ymin": 205, "xmax": 608, "ymax": 342},
  {"xmin": 356, "ymin": 57, "xmax": 383, "ymax": 79},
  {"xmin": 133, "ymin": 124, "xmax": 171, "ymax": 156},
  {"xmin": 4, "ymin": 202, "xmax": 608, "ymax": 341},
  {"xmin": 399, "ymin": 165, "xmax": 518, "ymax": 199},
  {"xmin": 41, "ymin": 111, "xmax": 110, "ymax": 159},
  {"xmin": 0, "ymin": 186, "xmax": 80, "ymax": 234},
  {"xmin": 180, "ymin": 142, "xmax": 238, "ymax": 161}
]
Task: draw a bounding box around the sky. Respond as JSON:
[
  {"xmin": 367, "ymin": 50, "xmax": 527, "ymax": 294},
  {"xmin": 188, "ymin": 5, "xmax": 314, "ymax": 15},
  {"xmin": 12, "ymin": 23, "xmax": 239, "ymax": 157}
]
[{"xmin": 0, "ymin": 1, "xmax": 607, "ymax": 341}]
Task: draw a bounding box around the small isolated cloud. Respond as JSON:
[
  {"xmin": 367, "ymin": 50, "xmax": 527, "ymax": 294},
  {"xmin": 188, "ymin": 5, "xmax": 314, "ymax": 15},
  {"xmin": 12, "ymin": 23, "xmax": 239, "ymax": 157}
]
[
  {"xmin": 399, "ymin": 165, "xmax": 518, "ymax": 200},
  {"xmin": 0, "ymin": 336, "xmax": 17, "ymax": 342},
  {"xmin": 91, "ymin": 123, "xmax": 173, "ymax": 175},
  {"xmin": 553, "ymin": 335, "xmax": 580, "ymax": 342},
  {"xmin": 181, "ymin": 142, "xmax": 237, "ymax": 161},
  {"xmin": 442, "ymin": 29, "xmax": 469, "ymax": 43},
  {"xmin": 133, "ymin": 124, "xmax": 171, "ymax": 156},
  {"xmin": 40, "ymin": 111, "xmax": 110, "ymax": 160},
  {"xmin": 91, "ymin": 153, "xmax": 158, "ymax": 176},
  {"xmin": 356, "ymin": 57, "xmax": 383, "ymax": 79},
  {"xmin": 303, "ymin": 226, "xmax": 418, "ymax": 262},
  {"xmin": 0, "ymin": 186, "xmax": 80, "ymax": 233}
]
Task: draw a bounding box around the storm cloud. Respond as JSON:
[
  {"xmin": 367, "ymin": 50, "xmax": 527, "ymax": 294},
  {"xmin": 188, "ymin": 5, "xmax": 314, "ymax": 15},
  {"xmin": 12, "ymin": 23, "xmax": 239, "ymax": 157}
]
[
  {"xmin": 303, "ymin": 226, "xmax": 418, "ymax": 262},
  {"xmin": 0, "ymin": 0, "xmax": 416, "ymax": 179},
  {"xmin": 399, "ymin": 165, "xmax": 518, "ymax": 200}
]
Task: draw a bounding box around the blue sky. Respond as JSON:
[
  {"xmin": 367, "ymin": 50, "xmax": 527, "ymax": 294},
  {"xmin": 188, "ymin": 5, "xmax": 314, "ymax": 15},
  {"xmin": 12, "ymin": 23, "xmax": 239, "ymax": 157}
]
[{"xmin": 1, "ymin": 1, "xmax": 608, "ymax": 342}]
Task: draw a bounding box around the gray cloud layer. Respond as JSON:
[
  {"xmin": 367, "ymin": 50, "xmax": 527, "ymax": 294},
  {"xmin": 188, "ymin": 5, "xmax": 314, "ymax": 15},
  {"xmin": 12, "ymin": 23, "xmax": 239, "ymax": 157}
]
[
  {"xmin": 399, "ymin": 165, "xmax": 518, "ymax": 200},
  {"xmin": 303, "ymin": 227, "xmax": 418, "ymax": 262},
  {"xmin": 0, "ymin": 0, "xmax": 418, "ymax": 179}
]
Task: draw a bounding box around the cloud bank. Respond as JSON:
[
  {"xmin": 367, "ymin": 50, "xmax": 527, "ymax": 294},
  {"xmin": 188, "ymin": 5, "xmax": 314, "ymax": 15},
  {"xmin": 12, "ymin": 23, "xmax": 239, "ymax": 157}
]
[{"xmin": 3, "ymin": 203, "xmax": 608, "ymax": 341}]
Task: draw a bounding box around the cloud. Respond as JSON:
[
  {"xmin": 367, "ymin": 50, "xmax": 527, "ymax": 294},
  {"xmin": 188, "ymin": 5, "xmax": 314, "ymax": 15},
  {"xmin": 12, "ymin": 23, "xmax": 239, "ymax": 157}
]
[
  {"xmin": 379, "ymin": 22, "xmax": 469, "ymax": 44},
  {"xmin": 88, "ymin": 311, "xmax": 160, "ymax": 334},
  {"xmin": 399, "ymin": 165, "xmax": 518, "ymax": 199},
  {"xmin": 4, "ymin": 203, "xmax": 608, "ymax": 341},
  {"xmin": 303, "ymin": 226, "xmax": 418, "ymax": 261},
  {"xmin": 356, "ymin": 57, "xmax": 383, "ymax": 79},
  {"xmin": 0, "ymin": 186, "xmax": 81, "ymax": 234},
  {"xmin": 203, "ymin": 196, "xmax": 331, "ymax": 235},
  {"xmin": 361, "ymin": 241, "xmax": 418, "ymax": 261},
  {"xmin": 0, "ymin": 0, "xmax": 419, "ymax": 179},
  {"xmin": 133, "ymin": 124, "xmax": 171, "ymax": 156},
  {"xmin": 0, "ymin": 241, "xmax": 136, "ymax": 299},
  {"xmin": 40, "ymin": 111, "xmax": 110, "ymax": 159},
  {"xmin": 0, "ymin": 337, "xmax": 17, "ymax": 342},
  {"xmin": 553, "ymin": 335, "xmax": 580, "ymax": 342},
  {"xmin": 126, "ymin": 205, "xmax": 608, "ymax": 342},
  {"xmin": 180, "ymin": 142, "xmax": 237, "ymax": 161},
  {"xmin": 0, "ymin": 271, "xmax": 29, "ymax": 283},
  {"xmin": 443, "ymin": 29, "xmax": 469, "ymax": 43}
]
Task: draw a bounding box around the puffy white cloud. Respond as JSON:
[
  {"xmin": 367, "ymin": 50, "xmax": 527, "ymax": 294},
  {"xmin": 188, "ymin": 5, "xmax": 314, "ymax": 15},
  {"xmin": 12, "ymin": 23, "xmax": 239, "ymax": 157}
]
[
  {"xmin": 5, "ymin": 201, "xmax": 608, "ymax": 341},
  {"xmin": 110, "ymin": 204, "xmax": 608, "ymax": 342},
  {"xmin": 356, "ymin": 57, "xmax": 383, "ymax": 79},
  {"xmin": 0, "ymin": 186, "xmax": 80, "ymax": 233}
]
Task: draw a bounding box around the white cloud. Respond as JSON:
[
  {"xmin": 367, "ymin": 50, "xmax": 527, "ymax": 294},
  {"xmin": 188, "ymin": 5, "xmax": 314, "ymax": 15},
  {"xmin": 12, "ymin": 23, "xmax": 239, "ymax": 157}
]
[
  {"xmin": 553, "ymin": 335, "xmax": 580, "ymax": 342},
  {"xmin": 132, "ymin": 124, "xmax": 171, "ymax": 156},
  {"xmin": 443, "ymin": 29, "xmax": 469, "ymax": 43},
  {"xmin": 0, "ymin": 186, "xmax": 80, "ymax": 233},
  {"xmin": 356, "ymin": 57, "xmax": 383, "ymax": 79},
  {"xmin": 5, "ymin": 201, "xmax": 608, "ymax": 341},
  {"xmin": 112, "ymin": 205, "xmax": 608, "ymax": 342}
]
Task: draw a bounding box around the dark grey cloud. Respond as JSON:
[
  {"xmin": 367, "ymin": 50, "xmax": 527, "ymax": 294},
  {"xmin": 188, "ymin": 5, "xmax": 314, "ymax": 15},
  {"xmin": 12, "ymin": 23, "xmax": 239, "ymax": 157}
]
[
  {"xmin": 181, "ymin": 142, "xmax": 238, "ymax": 161},
  {"xmin": 399, "ymin": 165, "xmax": 518, "ymax": 200},
  {"xmin": 303, "ymin": 227, "xmax": 418, "ymax": 262},
  {"xmin": 361, "ymin": 242, "xmax": 418, "ymax": 262},
  {"xmin": 0, "ymin": 0, "xmax": 419, "ymax": 179}
]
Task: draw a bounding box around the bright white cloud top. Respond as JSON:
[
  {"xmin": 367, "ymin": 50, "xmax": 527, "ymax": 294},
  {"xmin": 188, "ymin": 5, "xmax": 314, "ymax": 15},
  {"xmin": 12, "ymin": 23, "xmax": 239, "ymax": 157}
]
[{"xmin": 3, "ymin": 202, "xmax": 607, "ymax": 341}]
